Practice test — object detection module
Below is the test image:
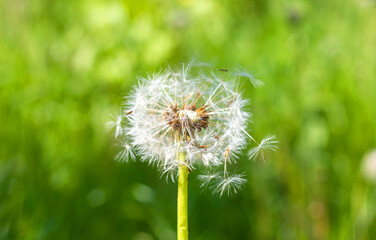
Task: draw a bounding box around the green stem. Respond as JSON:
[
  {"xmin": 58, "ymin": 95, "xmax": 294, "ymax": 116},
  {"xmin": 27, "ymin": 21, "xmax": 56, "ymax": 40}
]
[{"xmin": 177, "ymin": 151, "xmax": 189, "ymax": 240}]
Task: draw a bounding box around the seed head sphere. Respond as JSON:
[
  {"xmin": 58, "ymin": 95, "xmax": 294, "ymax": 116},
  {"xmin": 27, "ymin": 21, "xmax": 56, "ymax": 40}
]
[{"xmin": 108, "ymin": 64, "xmax": 277, "ymax": 195}]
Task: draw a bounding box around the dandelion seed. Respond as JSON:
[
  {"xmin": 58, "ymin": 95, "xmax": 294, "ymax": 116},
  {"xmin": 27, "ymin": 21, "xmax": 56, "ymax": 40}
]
[
  {"xmin": 106, "ymin": 113, "xmax": 123, "ymax": 138},
  {"xmin": 198, "ymin": 172, "xmax": 221, "ymax": 189},
  {"xmin": 115, "ymin": 141, "xmax": 135, "ymax": 162},
  {"xmin": 161, "ymin": 161, "xmax": 179, "ymax": 182},
  {"xmin": 234, "ymin": 66, "xmax": 264, "ymax": 88},
  {"xmin": 191, "ymin": 58, "xmax": 217, "ymax": 68},
  {"xmin": 211, "ymin": 174, "xmax": 248, "ymax": 197},
  {"xmin": 248, "ymin": 135, "xmax": 279, "ymax": 161}
]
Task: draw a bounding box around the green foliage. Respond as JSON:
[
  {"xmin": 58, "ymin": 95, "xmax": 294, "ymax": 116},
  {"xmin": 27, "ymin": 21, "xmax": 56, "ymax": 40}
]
[{"xmin": 1, "ymin": 0, "xmax": 375, "ymax": 239}]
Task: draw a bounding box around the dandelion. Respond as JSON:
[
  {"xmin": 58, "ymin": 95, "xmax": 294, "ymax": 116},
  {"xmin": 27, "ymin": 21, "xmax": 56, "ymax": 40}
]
[{"xmin": 108, "ymin": 63, "xmax": 277, "ymax": 240}]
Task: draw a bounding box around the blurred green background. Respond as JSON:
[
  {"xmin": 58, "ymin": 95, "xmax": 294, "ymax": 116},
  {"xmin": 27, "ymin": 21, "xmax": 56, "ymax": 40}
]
[{"xmin": 1, "ymin": 0, "xmax": 376, "ymax": 239}]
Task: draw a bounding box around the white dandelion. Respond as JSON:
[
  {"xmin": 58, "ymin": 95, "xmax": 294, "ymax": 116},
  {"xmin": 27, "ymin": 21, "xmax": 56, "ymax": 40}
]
[{"xmin": 108, "ymin": 63, "xmax": 277, "ymax": 196}]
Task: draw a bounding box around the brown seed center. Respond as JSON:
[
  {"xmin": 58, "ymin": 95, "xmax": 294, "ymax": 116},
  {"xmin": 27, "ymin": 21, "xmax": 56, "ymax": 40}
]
[{"xmin": 165, "ymin": 103, "xmax": 209, "ymax": 138}]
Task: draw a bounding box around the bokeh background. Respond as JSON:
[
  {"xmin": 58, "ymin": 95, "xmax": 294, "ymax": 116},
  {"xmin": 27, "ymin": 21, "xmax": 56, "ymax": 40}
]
[{"xmin": 1, "ymin": 0, "xmax": 376, "ymax": 239}]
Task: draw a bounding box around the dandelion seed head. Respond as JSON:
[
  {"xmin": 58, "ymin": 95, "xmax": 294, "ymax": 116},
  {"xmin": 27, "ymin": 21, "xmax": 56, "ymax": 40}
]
[{"xmin": 108, "ymin": 63, "xmax": 277, "ymax": 196}]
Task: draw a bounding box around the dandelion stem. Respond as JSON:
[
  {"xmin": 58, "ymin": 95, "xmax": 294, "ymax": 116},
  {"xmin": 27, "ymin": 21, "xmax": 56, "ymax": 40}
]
[{"xmin": 177, "ymin": 151, "xmax": 189, "ymax": 240}]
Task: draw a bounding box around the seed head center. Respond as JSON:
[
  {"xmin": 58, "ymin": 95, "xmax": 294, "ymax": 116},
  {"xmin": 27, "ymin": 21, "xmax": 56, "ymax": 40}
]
[
  {"xmin": 164, "ymin": 103, "xmax": 210, "ymax": 138},
  {"xmin": 178, "ymin": 110, "xmax": 199, "ymax": 122}
]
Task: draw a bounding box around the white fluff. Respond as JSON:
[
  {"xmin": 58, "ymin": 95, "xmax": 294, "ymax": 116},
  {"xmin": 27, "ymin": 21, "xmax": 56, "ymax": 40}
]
[{"xmin": 108, "ymin": 63, "xmax": 277, "ymax": 195}]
